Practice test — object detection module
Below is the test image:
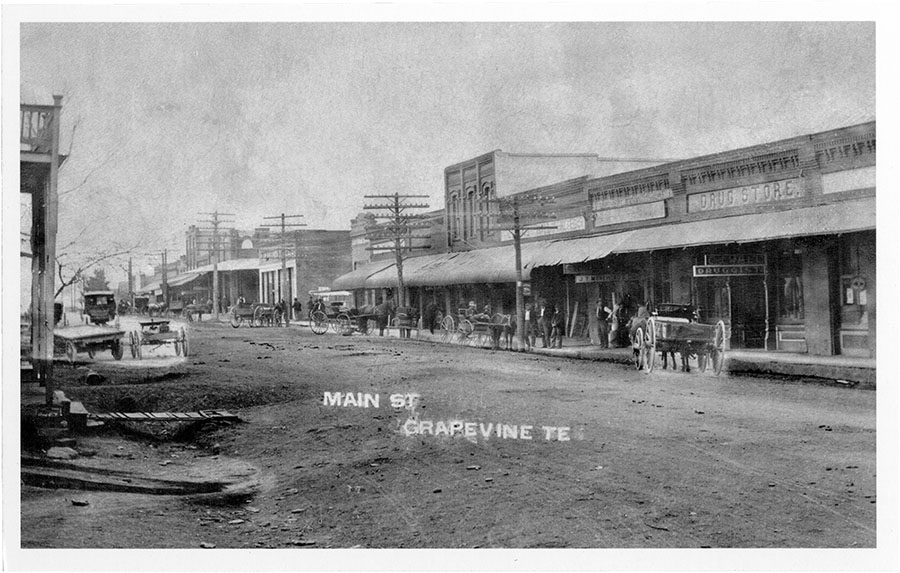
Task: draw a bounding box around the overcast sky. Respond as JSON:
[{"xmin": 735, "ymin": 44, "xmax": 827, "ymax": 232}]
[{"xmin": 19, "ymin": 21, "xmax": 875, "ymax": 281}]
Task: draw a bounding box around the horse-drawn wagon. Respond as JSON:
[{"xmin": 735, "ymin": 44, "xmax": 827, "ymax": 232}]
[
  {"xmin": 55, "ymin": 325, "xmax": 127, "ymax": 363},
  {"xmin": 229, "ymin": 302, "xmax": 283, "ymax": 328},
  {"xmin": 129, "ymin": 319, "xmax": 189, "ymax": 359},
  {"xmin": 440, "ymin": 307, "xmax": 514, "ymax": 349},
  {"xmin": 632, "ymin": 304, "xmax": 726, "ymax": 375}
]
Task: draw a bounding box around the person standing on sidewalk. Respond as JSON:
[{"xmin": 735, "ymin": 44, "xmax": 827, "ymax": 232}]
[
  {"xmin": 538, "ymin": 300, "xmax": 551, "ymax": 348},
  {"xmin": 292, "ymin": 298, "xmax": 302, "ymax": 321},
  {"xmin": 597, "ymin": 300, "xmax": 611, "ymax": 349},
  {"xmin": 550, "ymin": 305, "xmax": 565, "ymax": 348},
  {"xmin": 524, "ymin": 302, "xmax": 536, "ymax": 350}
]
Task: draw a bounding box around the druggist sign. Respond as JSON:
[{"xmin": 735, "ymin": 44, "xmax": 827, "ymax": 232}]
[{"xmin": 693, "ymin": 264, "xmax": 766, "ymax": 277}]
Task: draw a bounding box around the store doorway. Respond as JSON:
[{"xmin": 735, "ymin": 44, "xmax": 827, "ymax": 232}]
[{"xmin": 695, "ymin": 276, "xmax": 767, "ymax": 349}]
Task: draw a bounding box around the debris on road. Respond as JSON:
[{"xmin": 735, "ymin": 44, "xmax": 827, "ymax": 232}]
[
  {"xmin": 71, "ymin": 499, "xmax": 89, "ymax": 506},
  {"xmin": 47, "ymin": 447, "xmax": 79, "ymax": 460},
  {"xmin": 200, "ymin": 542, "xmax": 216, "ymax": 549},
  {"xmin": 466, "ymin": 465, "xmax": 481, "ymax": 470}
]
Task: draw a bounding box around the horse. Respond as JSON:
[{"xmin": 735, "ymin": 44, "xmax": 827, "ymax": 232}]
[
  {"xmin": 487, "ymin": 313, "xmax": 516, "ymax": 350},
  {"xmin": 147, "ymin": 302, "xmax": 167, "ymax": 318},
  {"xmin": 393, "ymin": 306, "xmax": 419, "ymax": 339}
]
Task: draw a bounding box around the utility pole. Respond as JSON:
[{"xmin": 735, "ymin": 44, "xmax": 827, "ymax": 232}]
[
  {"xmin": 260, "ymin": 213, "xmax": 305, "ymax": 326},
  {"xmin": 363, "ymin": 193, "xmax": 431, "ymax": 308},
  {"xmin": 484, "ymin": 193, "xmax": 556, "ymax": 351},
  {"xmin": 128, "ymin": 257, "xmax": 134, "ymax": 310},
  {"xmin": 162, "ymin": 249, "xmax": 168, "ymax": 309},
  {"xmin": 198, "ymin": 211, "xmax": 235, "ymax": 320}
]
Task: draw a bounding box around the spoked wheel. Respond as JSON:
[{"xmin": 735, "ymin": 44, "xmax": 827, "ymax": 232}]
[
  {"xmin": 230, "ymin": 312, "xmax": 242, "ymax": 328},
  {"xmin": 309, "ymin": 310, "xmax": 328, "ymax": 335},
  {"xmin": 337, "ymin": 313, "xmax": 353, "ymax": 336},
  {"xmin": 112, "ymin": 339, "xmax": 124, "ymax": 361},
  {"xmin": 633, "ymin": 326, "xmax": 645, "ymax": 370},
  {"xmin": 644, "ymin": 318, "xmax": 657, "ymax": 373},
  {"xmin": 180, "ymin": 327, "xmax": 189, "ymax": 357},
  {"xmin": 175, "ymin": 334, "xmax": 183, "ymax": 356},
  {"xmin": 129, "ymin": 331, "xmax": 138, "ymax": 359},
  {"xmin": 697, "ymin": 350, "xmax": 708, "ymax": 373},
  {"xmin": 135, "ymin": 332, "xmax": 143, "ymax": 360},
  {"xmin": 253, "ymin": 307, "xmax": 266, "ymax": 328},
  {"xmin": 364, "ymin": 318, "xmax": 376, "ymax": 335},
  {"xmin": 712, "ymin": 320, "xmax": 726, "ymax": 376},
  {"xmin": 457, "ymin": 319, "xmax": 474, "ymax": 344},
  {"xmin": 440, "ymin": 315, "xmax": 455, "ymax": 343}
]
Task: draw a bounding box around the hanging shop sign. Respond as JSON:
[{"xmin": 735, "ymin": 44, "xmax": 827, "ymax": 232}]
[
  {"xmin": 687, "ymin": 177, "xmax": 804, "ymax": 213},
  {"xmin": 693, "ymin": 264, "xmax": 766, "ymax": 277},
  {"xmin": 703, "ymin": 254, "xmax": 765, "ymax": 266}
]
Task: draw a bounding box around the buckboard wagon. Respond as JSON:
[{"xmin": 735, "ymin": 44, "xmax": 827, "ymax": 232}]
[
  {"xmin": 633, "ymin": 316, "xmax": 726, "ymax": 375},
  {"xmin": 54, "ymin": 325, "xmax": 126, "ymax": 363},
  {"xmin": 129, "ymin": 319, "xmax": 189, "ymax": 359}
]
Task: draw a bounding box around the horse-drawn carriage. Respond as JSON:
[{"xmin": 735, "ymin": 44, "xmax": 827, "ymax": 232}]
[
  {"xmin": 631, "ymin": 303, "xmax": 726, "ymax": 375},
  {"xmin": 439, "ymin": 307, "xmax": 514, "ymax": 349},
  {"xmin": 229, "ymin": 302, "xmax": 284, "ymax": 328},
  {"xmin": 308, "ymin": 301, "xmax": 382, "ymax": 335}
]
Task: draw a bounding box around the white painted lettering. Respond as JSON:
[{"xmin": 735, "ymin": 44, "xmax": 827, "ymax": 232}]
[
  {"xmin": 419, "ymin": 421, "xmax": 434, "ymax": 436},
  {"xmin": 558, "ymin": 427, "xmax": 571, "ymax": 441},
  {"xmin": 343, "ymin": 393, "xmax": 358, "ymax": 407},
  {"xmin": 363, "ymin": 394, "xmax": 380, "ymax": 409},
  {"xmin": 464, "ymin": 422, "xmax": 477, "ymax": 438},
  {"xmin": 323, "ymin": 392, "xmax": 341, "ymax": 406},
  {"xmin": 403, "ymin": 419, "xmax": 418, "ymax": 436},
  {"xmin": 520, "ymin": 425, "xmax": 533, "ymax": 440},
  {"xmin": 435, "ymin": 421, "xmax": 450, "ymax": 436},
  {"xmin": 542, "ymin": 426, "xmax": 557, "ymax": 440},
  {"xmin": 480, "ymin": 423, "xmax": 494, "ymax": 438},
  {"xmin": 502, "ymin": 424, "xmax": 518, "ymax": 439}
]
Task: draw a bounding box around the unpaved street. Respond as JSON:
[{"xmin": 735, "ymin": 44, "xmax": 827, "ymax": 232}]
[{"xmin": 22, "ymin": 320, "xmax": 876, "ymax": 548}]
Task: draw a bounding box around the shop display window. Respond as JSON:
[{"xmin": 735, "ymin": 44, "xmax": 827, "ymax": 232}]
[{"xmin": 775, "ymin": 250, "xmax": 804, "ymax": 321}]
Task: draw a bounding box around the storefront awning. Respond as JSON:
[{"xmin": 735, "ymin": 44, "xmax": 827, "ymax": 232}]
[
  {"xmin": 167, "ymin": 272, "xmax": 202, "ymax": 287},
  {"xmin": 612, "ymin": 196, "xmax": 875, "ymax": 254},
  {"xmin": 331, "ymin": 261, "xmax": 395, "ymax": 290}
]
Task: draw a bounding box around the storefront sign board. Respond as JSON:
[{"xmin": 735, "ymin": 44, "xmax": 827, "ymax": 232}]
[
  {"xmin": 693, "ymin": 264, "xmax": 766, "ymax": 277},
  {"xmin": 687, "ymin": 178, "xmax": 804, "ymax": 213}
]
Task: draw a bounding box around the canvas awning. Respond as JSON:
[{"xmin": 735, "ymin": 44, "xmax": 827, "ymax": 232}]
[
  {"xmin": 167, "ymin": 272, "xmax": 202, "ymax": 287},
  {"xmin": 610, "ymin": 196, "xmax": 875, "ymax": 254},
  {"xmin": 331, "ymin": 261, "xmax": 395, "ymax": 290}
]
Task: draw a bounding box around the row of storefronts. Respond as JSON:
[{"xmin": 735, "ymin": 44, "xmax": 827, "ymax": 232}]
[{"xmin": 333, "ymin": 122, "xmax": 876, "ymax": 357}]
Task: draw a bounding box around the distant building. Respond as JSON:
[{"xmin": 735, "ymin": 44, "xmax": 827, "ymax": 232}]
[{"xmin": 259, "ymin": 229, "xmax": 351, "ymax": 304}]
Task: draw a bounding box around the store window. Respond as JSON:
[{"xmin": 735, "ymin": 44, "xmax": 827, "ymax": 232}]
[{"xmin": 775, "ymin": 249, "xmax": 804, "ymax": 321}]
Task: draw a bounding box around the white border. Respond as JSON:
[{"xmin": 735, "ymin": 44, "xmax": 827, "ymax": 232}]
[{"xmin": 3, "ymin": 2, "xmax": 898, "ymax": 572}]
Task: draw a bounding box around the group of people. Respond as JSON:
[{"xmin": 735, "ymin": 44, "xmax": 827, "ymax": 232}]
[{"xmin": 521, "ymin": 300, "xmax": 566, "ymax": 350}]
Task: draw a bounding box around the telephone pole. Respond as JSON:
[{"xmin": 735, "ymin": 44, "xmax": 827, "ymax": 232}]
[
  {"xmin": 198, "ymin": 211, "xmax": 236, "ymax": 319},
  {"xmin": 484, "ymin": 193, "xmax": 557, "ymax": 351},
  {"xmin": 261, "ymin": 213, "xmax": 305, "ymax": 326},
  {"xmin": 363, "ymin": 193, "xmax": 431, "ymax": 308}
]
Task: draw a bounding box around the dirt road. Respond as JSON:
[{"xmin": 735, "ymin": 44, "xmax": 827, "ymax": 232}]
[{"xmin": 22, "ymin": 320, "xmax": 876, "ymax": 548}]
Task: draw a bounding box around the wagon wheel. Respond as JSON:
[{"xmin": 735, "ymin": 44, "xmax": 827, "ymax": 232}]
[
  {"xmin": 175, "ymin": 331, "xmax": 183, "ymax": 356},
  {"xmin": 633, "ymin": 326, "xmax": 645, "ymax": 370},
  {"xmin": 87, "ymin": 347, "xmax": 96, "ymax": 359},
  {"xmin": 457, "ymin": 319, "xmax": 474, "ymax": 344},
  {"xmin": 711, "ymin": 320, "xmax": 726, "ymax": 376},
  {"xmin": 434, "ymin": 311, "xmax": 444, "ymax": 334},
  {"xmin": 66, "ymin": 341, "xmax": 77, "ymax": 364},
  {"xmin": 644, "ymin": 318, "xmax": 657, "ymax": 373},
  {"xmin": 364, "ymin": 318, "xmax": 376, "ymax": 335},
  {"xmin": 129, "ymin": 331, "xmax": 138, "ymax": 359},
  {"xmin": 337, "ymin": 313, "xmax": 353, "ymax": 335},
  {"xmin": 230, "ymin": 311, "xmax": 242, "ymax": 328},
  {"xmin": 253, "ymin": 307, "xmax": 266, "ymax": 328},
  {"xmin": 112, "ymin": 338, "xmax": 124, "ymax": 361},
  {"xmin": 440, "ymin": 315, "xmax": 455, "ymax": 343},
  {"xmin": 180, "ymin": 328, "xmax": 190, "ymax": 357},
  {"xmin": 185, "ymin": 309, "xmax": 194, "ymax": 322},
  {"xmin": 309, "ymin": 310, "xmax": 328, "ymax": 335}
]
